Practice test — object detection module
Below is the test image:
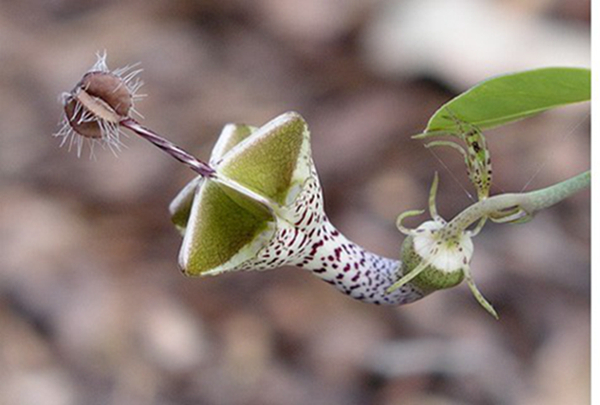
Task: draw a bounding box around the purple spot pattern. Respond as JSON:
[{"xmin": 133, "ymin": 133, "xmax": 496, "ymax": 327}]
[{"xmin": 238, "ymin": 166, "xmax": 424, "ymax": 306}]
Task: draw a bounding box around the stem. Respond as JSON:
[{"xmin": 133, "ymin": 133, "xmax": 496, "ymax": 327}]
[
  {"xmin": 120, "ymin": 118, "xmax": 216, "ymax": 178},
  {"xmin": 290, "ymin": 219, "xmax": 423, "ymax": 305},
  {"xmin": 444, "ymin": 171, "xmax": 590, "ymax": 236},
  {"xmin": 520, "ymin": 170, "xmax": 590, "ymax": 211}
]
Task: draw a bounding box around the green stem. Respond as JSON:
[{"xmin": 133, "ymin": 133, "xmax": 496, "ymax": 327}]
[{"xmin": 442, "ymin": 171, "xmax": 590, "ymax": 237}]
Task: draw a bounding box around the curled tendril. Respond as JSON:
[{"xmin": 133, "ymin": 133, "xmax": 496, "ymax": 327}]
[{"xmin": 396, "ymin": 209, "xmax": 426, "ymax": 236}]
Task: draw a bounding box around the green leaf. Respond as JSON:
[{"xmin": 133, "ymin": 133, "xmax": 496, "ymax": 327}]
[{"xmin": 422, "ymin": 67, "xmax": 591, "ymax": 135}]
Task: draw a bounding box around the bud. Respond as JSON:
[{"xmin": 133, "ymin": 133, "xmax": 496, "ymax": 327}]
[{"xmin": 55, "ymin": 52, "xmax": 144, "ymax": 156}]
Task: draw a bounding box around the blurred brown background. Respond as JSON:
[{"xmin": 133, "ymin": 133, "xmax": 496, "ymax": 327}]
[{"xmin": 0, "ymin": 0, "xmax": 590, "ymax": 404}]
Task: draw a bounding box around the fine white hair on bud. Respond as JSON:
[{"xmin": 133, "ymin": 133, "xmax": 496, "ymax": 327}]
[{"xmin": 54, "ymin": 51, "xmax": 145, "ymax": 157}]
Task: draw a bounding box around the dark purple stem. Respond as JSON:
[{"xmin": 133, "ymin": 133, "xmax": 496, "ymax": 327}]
[{"xmin": 120, "ymin": 118, "xmax": 215, "ymax": 178}]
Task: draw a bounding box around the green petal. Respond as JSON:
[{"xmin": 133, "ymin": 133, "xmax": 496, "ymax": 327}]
[
  {"xmin": 217, "ymin": 112, "xmax": 310, "ymax": 206},
  {"xmin": 169, "ymin": 176, "xmax": 203, "ymax": 234},
  {"xmin": 179, "ymin": 179, "xmax": 276, "ymax": 276},
  {"xmin": 210, "ymin": 123, "xmax": 258, "ymax": 164}
]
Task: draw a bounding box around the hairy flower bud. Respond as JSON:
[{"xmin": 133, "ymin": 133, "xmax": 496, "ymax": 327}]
[
  {"xmin": 55, "ymin": 52, "xmax": 143, "ymax": 156},
  {"xmin": 63, "ymin": 71, "xmax": 132, "ymax": 139}
]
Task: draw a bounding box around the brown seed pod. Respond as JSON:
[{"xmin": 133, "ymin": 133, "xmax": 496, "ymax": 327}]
[
  {"xmin": 55, "ymin": 52, "xmax": 144, "ymax": 156},
  {"xmin": 64, "ymin": 72, "xmax": 132, "ymax": 139}
]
